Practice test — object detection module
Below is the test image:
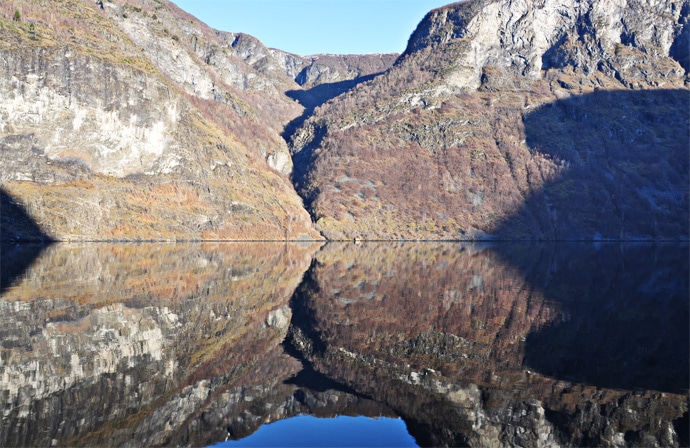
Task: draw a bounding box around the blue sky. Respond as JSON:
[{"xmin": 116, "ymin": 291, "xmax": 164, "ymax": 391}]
[{"xmin": 172, "ymin": 0, "xmax": 452, "ymax": 55}]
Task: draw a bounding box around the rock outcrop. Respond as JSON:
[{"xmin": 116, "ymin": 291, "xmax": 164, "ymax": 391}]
[{"xmin": 404, "ymin": 0, "xmax": 687, "ymax": 88}]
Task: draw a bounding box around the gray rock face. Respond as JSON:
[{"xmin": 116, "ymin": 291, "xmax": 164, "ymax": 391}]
[
  {"xmin": 269, "ymin": 49, "xmax": 310, "ymax": 80},
  {"xmin": 105, "ymin": 5, "xmax": 300, "ymax": 175},
  {"xmin": 0, "ymin": 0, "xmax": 324, "ymax": 241},
  {"xmin": 0, "ymin": 47, "xmax": 184, "ymax": 178},
  {"xmin": 403, "ymin": 0, "xmax": 688, "ymax": 91},
  {"xmin": 294, "ymin": 53, "xmax": 399, "ymax": 88},
  {"xmin": 0, "ymin": 134, "xmax": 90, "ymax": 184}
]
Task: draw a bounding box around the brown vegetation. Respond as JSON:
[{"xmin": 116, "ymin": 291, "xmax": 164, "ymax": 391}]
[
  {"xmin": 291, "ymin": 31, "xmax": 688, "ymax": 240},
  {"xmin": 0, "ymin": 0, "xmax": 324, "ymax": 241}
]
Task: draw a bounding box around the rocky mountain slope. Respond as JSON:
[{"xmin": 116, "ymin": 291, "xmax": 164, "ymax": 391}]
[
  {"xmin": 291, "ymin": 0, "xmax": 689, "ymax": 240},
  {"xmin": 0, "ymin": 0, "xmax": 394, "ymax": 241}
]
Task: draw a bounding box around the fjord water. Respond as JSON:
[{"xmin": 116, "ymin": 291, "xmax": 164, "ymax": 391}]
[
  {"xmin": 0, "ymin": 241, "xmax": 687, "ymax": 447},
  {"xmin": 211, "ymin": 415, "xmax": 418, "ymax": 447}
]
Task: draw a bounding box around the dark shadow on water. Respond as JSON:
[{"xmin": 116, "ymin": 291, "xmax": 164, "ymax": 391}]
[
  {"xmin": 494, "ymin": 88, "xmax": 689, "ymax": 240},
  {"xmin": 0, "ymin": 242, "xmax": 51, "ymax": 294},
  {"xmin": 497, "ymin": 242, "xmax": 689, "ymax": 395},
  {"xmin": 1, "ymin": 188, "xmax": 54, "ymax": 294},
  {"xmin": 286, "ymin": 241, "xmax": 688, "ymax": 445}
]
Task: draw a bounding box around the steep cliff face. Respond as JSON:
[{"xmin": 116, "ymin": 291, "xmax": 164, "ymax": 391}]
[
  {"xmin": 404, "ymin": 0, "xmax": 687, "ymax": 89},
  {"xmin": 0, "ymin": 46, "xmax": 185, "ymax": 178},
  {"xmin": 0, "ymin": 0, "xmax": 324, "ymax": 241},
  {"xmin": 105, "ymin": 2, "xmax": 302, "ymax": 174},
  {"xmin": 291, "ymin": 0, "xmax": 689, "ymax": 240}
]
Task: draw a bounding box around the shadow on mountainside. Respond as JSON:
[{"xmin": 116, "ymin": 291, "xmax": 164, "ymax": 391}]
[
  {"xmin": 493, "ymin": 88, "xmax": 689, "ymax": 241},
  {"xmin": 282, "ymin": 74, "xmax": 380, "ymax": 144},
  {"xmin": 1, "ymin": 188, "xmax": 54, "ymax": 294},
  {"xmin": 492, "ymin": 88, "xmax": 689, "ymax": 394},
  {"xmin": 286, "ymin": 74, "xmax": 380, "ymax": 111}
]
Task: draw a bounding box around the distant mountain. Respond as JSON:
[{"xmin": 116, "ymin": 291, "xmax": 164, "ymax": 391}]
[{"xmin": 290, "ymin": 0, "xmax": 689, "ymax": 240}]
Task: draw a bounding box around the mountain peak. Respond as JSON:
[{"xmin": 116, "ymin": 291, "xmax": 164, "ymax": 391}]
[{"xmin": 402, "ymin": 0, "xmax": 688, "ymax": 91}]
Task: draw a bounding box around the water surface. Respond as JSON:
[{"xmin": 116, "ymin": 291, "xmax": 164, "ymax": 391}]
[
  {"xmin": 0, "ymin": 241, "xmax": 687, "ymax": 447},
  {"xmin": 212, "ymin": 415, "xmax": 418, "ymax": 447}
]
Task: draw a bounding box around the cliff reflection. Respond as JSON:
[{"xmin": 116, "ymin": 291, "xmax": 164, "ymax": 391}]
[
  {"xmin": 513, "ymin": 243, "xmax": 689, "ymax": 394},
  {"xmin": 0, "ymin": 242, "xmax": 319, "ymax": 447},
  {"xmin": 287, "ymin": 242, "xmax": 688, "ymax": 447},
  {"xmin": 0, "ymin": 242, "xmax": 687, "ymax": 447}
]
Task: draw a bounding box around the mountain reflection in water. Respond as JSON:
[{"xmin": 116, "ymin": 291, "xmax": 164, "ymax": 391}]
[{"xmin": 0, "ymin": 242, "xmax": 687, "ymax": 447}]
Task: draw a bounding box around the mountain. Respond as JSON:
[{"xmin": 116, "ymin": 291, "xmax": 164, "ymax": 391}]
[
  {"xmin": 1, "ymin": 0, "xmax": 687, "ymax": 241},
  {"xmin": 0, "ymin": 0, "xmax": 393, "ymax": 241},
  {"xmin": 290, "ymin": 0, "xmax": 689, "ymax": 240}
]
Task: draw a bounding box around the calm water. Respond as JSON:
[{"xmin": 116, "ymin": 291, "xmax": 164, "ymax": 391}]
[
  {"xmin": 0, "ymin": 241, "xmax": 687, "ymax": 447},
  {"xmin": 211, "ymin": 415, "xmax": 418, "ymax": 447}
]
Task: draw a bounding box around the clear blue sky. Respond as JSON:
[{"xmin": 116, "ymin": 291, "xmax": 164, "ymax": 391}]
[{"xmin": 172, "ymin": 0, "xmax": 452, "ymax": 55}]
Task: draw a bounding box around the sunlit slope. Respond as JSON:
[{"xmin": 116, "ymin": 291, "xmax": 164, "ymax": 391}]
[{"xmin": 0, "ymin": 0, "xmax": 320, "ymax": 240}]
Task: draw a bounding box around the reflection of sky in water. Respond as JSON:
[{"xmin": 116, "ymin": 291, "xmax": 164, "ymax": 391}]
[{"xmin": 212, "ymin": 415, "xmax": 418, "ymax": 447}]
